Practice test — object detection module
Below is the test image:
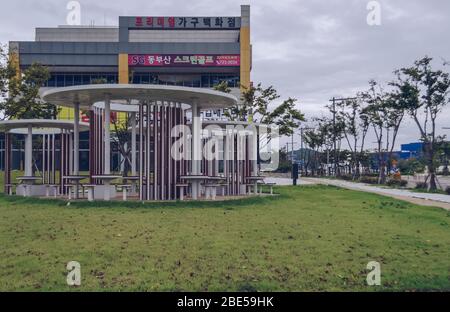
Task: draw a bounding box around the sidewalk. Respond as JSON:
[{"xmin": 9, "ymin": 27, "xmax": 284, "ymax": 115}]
[{"xmin": 302, "ymin": 177, "xmax": 450, "ymax": 211}]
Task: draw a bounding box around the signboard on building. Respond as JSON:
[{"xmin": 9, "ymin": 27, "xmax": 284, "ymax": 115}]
[
  {"xmin": 128, "ymin": 16, "xmax": 241, "ymax": 29},
  {"xmin": 128, "ymin": 54, "xmax": 240, "ymax": 67}
]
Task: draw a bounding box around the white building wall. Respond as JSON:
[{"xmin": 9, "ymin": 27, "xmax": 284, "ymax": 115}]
[{"xmin": 36, "ymin": 27, "xmax": 119, "ymax": 42}]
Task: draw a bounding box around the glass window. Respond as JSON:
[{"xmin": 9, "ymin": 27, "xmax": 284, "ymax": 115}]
[
  {"xmin": 73, "ymin": 75, "xmax": 82, "ymax": 85},
  {"xmin": 47, "ymin": 75, "xmax": 56, "ymax": 87},
  {"xmin": 56, "ymin": 75, "xmax": 65, "ymax": 87},
  {"xmin": 65, "ymin": 75, "xmax": 74, "ymax": 86}
]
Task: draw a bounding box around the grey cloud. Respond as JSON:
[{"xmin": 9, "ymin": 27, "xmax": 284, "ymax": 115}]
[{"xmin": 0, "ymin": 0, "xmax": 449, "ymax": 149}]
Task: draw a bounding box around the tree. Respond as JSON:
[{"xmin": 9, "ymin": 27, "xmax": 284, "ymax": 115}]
[
  {"xmin": 0, "ymin": 45, "xmax": 58, "ymax": 120},
  {"xmin": 361, "ymin": 80, "xmax": 406, "ymax": 184},
  {"xmin": 303, "ymin": 127, "xmax": 325, "ymax": 176},
  {"xmin": 392, "ymin": 56, "xmax": 450, "ymax": 190},
  {"xmin": 213, "ymin": 80, "xmax": 231, "ymax": 94},
  {"xmin": 336, "ymin": 97, "xmax": 370, "ymax": 179},
  {"xmin": 222, "ymin": 83, "xmax": 305, "ymax": 137}
]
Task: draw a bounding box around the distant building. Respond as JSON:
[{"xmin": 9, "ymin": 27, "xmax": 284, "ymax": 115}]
[{"xmin": 400, "ymin": 142, "xmax": 424, "ymax": 160}]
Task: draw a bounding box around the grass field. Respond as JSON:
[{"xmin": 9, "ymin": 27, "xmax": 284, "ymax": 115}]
[{"xmin": 0, "ymin": 184, "xmax": 448, "ymax": 291}]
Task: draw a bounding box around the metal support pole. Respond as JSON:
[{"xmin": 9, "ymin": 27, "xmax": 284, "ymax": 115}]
[
  {"xmin": 25, "ymin": 125, "xmax": 33, "ymax": 176},
  {"xmin": 191, "ymin": 101, "xmax": 201, "ymax": 199},
  {"xmin": 104, "ymin": 94, "xmax": 111, "ymax": 175},
  {"xmin": 73, "ymin": 102, "xmax": 80, "ymax": 175}
]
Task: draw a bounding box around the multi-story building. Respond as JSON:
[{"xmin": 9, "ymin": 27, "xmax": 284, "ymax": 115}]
[
  {"xmin": 1, "ymin": 5, "xmax": 251, "ymax": 171},
  {"xmin": 8, "ymin": 5, "xmax": 250, "ymax": 120}
]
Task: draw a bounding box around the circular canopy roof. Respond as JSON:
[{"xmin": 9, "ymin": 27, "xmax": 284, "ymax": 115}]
[
  {"xmin": 40, "ymin": 84, "xmax": 238, "ymax": 110},
  {"xmin": 0, "ymin": 119, "xmax": 89, "ymax": 132}
]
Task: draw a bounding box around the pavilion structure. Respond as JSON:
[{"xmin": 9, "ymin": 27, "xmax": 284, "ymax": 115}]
[
  {"xmin": 1, "ymin": 84, "xmax": 270, "ymax": 201},
  {"xmin": 0, "ymin": 119, "xmax": 89, "ymax": 197}
]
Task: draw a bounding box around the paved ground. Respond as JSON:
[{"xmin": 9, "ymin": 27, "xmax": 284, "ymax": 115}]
[
  {"xmin": 403, "ymin": 174, "xmax": 450, "ymax": 190},
  {"xmin": 302, "ymin": 177, "xmax": 450, "ymax": 211},
  {"xmin": 263, "ymin": 177, "xmax": 313, "ymax": 186}
]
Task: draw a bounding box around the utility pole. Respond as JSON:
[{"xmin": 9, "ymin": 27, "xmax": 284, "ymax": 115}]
[{"xmin": 329, "ymin": 97, "xmax": 357, "ymax": 177}]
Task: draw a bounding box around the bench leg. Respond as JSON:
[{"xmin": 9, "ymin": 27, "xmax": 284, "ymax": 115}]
[
  {"xmin": 205, "ymin": 187, "xmax": 210, "ymax": 199},
  {"xmin": 260, "ymin": 185, "xmax": 263, "ymax": 194},
  {"xmin": 179, "ymin": 186, "xmax": 184, "ymax": 201},
  {"xmin": 104, "ymin": 182, "xmax": 111, "ymax": 201},
  {"xmin": 270, "ymin": 186, "xmax": 273, "ymax": 195},
  {"xmin": 87, "ymin": 188, "xmax": 94, "ymax": 202},
  {"xmin": 212, "ymin": 187, "xmax": 216, "ymax": 200},
  {"xmin": 122, "ymin": 188, "xmax": 127, "ymax": 201},
  {"xmin": 54, "ymin": 187, "xmax": 58, "ymax": 198}
]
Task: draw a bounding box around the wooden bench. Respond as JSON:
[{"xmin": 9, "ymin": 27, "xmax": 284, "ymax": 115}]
[
  {"xmin": 116, "ymin": 184, "xmax": 132, "ymax": 201},
  {"xmin": 176, "ymin": 183, "xmax": 189, "ymax": 201},
  {"xmin": 45, "ymin": 184, "xmax": 59, "ymax": 198}
]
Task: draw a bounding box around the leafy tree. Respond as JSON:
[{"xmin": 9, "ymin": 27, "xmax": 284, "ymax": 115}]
[
  {"xmin": 213, "ymin": 80, "xmax": 231, "ymax": 94},
  {"xmin": 0, "ymin": 45, "xmax": 58, "ymax": 120},
  {"xmin": 392, "ymin": 56, "xmax": 450, "ymax": 190},
  {"xmin": 222, "ymin": 83, "xmax": 304, "ymax": 137},
  {"xmin": 361, "ymin": 80, "xmax": 405, "ymax": 184},
  {"xmin": 303, "ymin": 127, "xmax": 325, "ymax": 176},
  {"xmin": 336, "ymin": 97, "xmax": 370, "ymax": 179}
]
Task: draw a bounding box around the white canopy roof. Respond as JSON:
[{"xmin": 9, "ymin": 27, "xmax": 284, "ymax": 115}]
[
  {"xmin": 0, "ymin": 119, "xmax": 89, "ymax": 132},
  {"xmin": 40, "ymin": 84, "xmax": 238, "ymax": 110}
]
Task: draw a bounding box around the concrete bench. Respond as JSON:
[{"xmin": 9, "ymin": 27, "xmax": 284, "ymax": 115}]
[
  {"xmin": 82, "ymin": 184, "xmax": 96, "ymax": 202},
  {"xmin": 5, "ymin": 184, "xmax": 16, "ymax": 195},
  {"xmin": 116, "ymin": 184, "xmax": 132, "ymax": 201},
  {"xmin": 204, "ymin": 184, "xmax": 222, "ymax": 200},
  {"xmin": 67, "ymin": 184, "xmax": 85, "ymax": 200},
  {"xmin": 176, "ymin": 183, "xmax": 189, "ymax": 201},
  {"xmin": 264, "ymin": 182, "xmax": 276, "ymax": 195},
  {"xmin": 45, "ymin": 184, "xmax": 59, "ymax": 198},
  {"xmin": 66, "ymin": 184, "xmax": 76, "ymax": 200},
  {"xmin": 241, "ymin": 183, "xmax": 254, "ymax": 195}
]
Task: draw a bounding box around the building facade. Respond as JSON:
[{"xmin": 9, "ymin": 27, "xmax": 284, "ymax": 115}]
[
  {"xmin": 2, "ymin": 6, "xmax": 251, "ymax": 171},
  {"xmin": 9, "ymin": 5, "xmax": 251, "ymax": 120}
]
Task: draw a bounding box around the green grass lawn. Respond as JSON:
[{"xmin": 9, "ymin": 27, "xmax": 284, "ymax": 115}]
[{"xmin": 0, "ymin": 184, "xmax": 448, "ymax": 291}]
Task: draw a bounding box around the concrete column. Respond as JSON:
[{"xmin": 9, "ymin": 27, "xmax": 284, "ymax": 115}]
[
  {"xmin": 191, "ymin": 101, "xmax": 202, "ymax": 199},
  {"xmin": 104, "ymin": 94, "xmax": 111, "ymax": 175},
  {"xmin": 25, "ymin": 124, "xmax": 32, "ymax": 176},
  {"xmin": 73, "ymin": 102, "xmax": 80, "ymax": 175}
]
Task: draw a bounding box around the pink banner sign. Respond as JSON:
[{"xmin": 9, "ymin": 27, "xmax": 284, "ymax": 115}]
[{"xmin": 128, "ymin": 54, "xmax": 240, "ymax": 67}]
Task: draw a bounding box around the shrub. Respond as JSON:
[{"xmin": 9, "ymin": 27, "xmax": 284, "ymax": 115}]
[
  {"xmin": 386, "ymin": 179, "xmax": 408, "ymax": 187},
  {"xmin": 339, "ymin": 174, "xmax": 353, "ymax": 181},
  {"xmin": 415, "ymin": 182, "xmax": 428, "ymax": 189},
  {"xmin": 359, "ymin": 176, "xmax": 379, "ymax": 184}
]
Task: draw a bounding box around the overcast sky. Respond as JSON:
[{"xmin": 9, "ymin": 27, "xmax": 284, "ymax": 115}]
[{"xmin": 1, "ymin": 0, "xmax": 449, "ymax": 150}]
